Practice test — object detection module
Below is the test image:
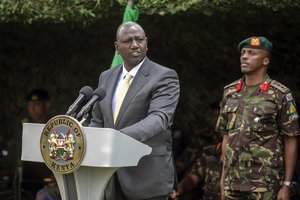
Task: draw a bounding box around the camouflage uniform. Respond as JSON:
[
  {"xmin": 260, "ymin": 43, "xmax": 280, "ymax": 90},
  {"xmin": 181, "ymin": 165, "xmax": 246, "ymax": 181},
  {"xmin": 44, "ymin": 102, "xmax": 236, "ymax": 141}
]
[
  {"xmin": 176, "ymin": 129, "xmax": 216, "ymax": 178},
  {"xmin": 216, "ymin": 74, "xmax": 300, "ymax": 193},
  {"xmin": 190, "ymin": 143, "xmax": 222, "ymax": 200},
  {"xmin": 177, "ymin": 143, "xmax": 222, "ymax": 200}
]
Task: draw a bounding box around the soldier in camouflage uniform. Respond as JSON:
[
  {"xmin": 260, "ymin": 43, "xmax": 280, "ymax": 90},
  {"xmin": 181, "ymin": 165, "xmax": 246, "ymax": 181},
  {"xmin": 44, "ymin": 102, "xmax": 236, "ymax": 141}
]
[
  {"xmin": 216, "ymin": 36, "xmax": 300, "ymax": 200},
  {"xmin": 172, "ymin": 143, "xmax": 222, "ymax": 200},
  {"xmin": 175, "ymin": 132, "xmax": 210, "ymax": 179},
  {"xmin": 176, "ymin": 102, "xmax": 221, "ymax": 180},
  {"xmin": 18, "ymin": 89, "xmax": 60, "ymax": 200}
]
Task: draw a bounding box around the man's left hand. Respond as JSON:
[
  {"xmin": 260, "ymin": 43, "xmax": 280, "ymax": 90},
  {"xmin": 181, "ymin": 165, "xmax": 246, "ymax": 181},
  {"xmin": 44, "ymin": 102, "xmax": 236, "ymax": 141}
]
[{"xmin": 277, "ymin": 186, "xmax": 290, "ymax": 200}]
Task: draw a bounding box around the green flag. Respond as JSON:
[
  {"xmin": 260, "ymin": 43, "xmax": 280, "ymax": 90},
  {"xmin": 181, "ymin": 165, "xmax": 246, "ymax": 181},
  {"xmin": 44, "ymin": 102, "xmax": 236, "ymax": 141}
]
[{"xmin": 110, "ymin": 4, "xmax": 139, "ymax": 68}]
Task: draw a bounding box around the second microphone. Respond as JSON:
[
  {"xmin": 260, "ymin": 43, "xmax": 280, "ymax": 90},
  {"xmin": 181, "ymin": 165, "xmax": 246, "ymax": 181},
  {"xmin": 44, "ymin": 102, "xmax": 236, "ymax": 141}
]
[{"xmin": 76, "ymin": 87, "xmax": 106, "ymax": 120}]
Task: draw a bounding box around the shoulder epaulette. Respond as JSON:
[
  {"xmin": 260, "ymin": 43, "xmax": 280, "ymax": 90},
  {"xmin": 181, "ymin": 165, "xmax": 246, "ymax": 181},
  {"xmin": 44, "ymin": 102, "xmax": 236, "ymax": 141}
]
[
  {"xmin": 203, "ymin": 144, "xmax": 216, "ymax": 151},
  {"xmin": 270, "ymin": 80, "xmax": 290, "ymax": 93},
  {"xmin": 21, "ymin": 118, "xmax": 29, "ymax": 123},
  {"xmin": 203, "ymin": 143, "xmax": 222, "ymax": 153},
  {"xmin": 223, "ymin": 79, "xmax": 242, "ymax": 97},
  {"xmin": 224, "ymin": 79, "xmax": 241, "ymax": 90}
]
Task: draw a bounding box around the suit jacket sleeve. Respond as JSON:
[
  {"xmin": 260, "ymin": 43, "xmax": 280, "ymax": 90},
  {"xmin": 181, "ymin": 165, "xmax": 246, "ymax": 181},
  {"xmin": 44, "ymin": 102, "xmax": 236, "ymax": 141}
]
[{"xmin": 120, "ymin": 67, "xmax": 180, "ymax": 142}]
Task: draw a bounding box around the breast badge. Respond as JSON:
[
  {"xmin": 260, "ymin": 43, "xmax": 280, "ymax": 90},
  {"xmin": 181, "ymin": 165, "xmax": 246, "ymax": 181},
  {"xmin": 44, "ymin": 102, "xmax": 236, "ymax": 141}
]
[{"xmin": 40, "ymin": 115, "xmax": 85, "ymax": 174}]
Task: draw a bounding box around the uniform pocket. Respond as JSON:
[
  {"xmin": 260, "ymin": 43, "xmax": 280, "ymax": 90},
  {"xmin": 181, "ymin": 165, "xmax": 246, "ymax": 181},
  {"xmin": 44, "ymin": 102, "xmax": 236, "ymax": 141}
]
[
  {"xmin": 223, "ymin": 99, "xmax": 238, "ymax": 131},
  {"xmin": 252, "ymin": 99, "xmax": 277, "ymax": 133}
]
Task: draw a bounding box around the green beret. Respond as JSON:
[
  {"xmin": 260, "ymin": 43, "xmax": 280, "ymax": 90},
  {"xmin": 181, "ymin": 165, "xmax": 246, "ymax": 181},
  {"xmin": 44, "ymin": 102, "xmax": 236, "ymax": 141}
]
[
  {"xmin": 26, "ymin": 89, "xmax": 49, "ymax": 101},
  {"xmin": 238, "ymin": 36, "xmax": 272, "ymax": 52}
]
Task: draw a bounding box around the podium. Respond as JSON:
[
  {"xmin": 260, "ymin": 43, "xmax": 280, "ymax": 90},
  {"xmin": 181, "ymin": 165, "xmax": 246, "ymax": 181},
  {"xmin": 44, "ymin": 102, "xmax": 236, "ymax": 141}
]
[{"xmin": 21, "ymin": 123, "xmax": 152, "ymax": 200}]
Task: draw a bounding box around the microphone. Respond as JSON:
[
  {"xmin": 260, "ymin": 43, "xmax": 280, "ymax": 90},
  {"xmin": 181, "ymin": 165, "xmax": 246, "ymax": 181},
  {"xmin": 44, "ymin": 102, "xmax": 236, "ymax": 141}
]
[
  {"xmin": 76, "ymin": 87, "xmax": 106, "ymax": 120},
  {"xmin": 65, "ymin": 86, "xmax": 93, "ymax": 116}
]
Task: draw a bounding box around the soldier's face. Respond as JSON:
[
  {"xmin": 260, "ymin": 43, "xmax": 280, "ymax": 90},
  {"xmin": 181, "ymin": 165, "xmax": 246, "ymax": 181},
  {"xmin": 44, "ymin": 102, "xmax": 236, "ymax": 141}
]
[
  {"xmin": 240, "ymin": 48, "xmax": 269, "ymax": 75},
  {"xmin": 115, "ymin": 24, "xmax": 148, "ymax": 71},
  {"xmin": 27, "ymin": 100, "xmax": 48, "ymax": 122}
]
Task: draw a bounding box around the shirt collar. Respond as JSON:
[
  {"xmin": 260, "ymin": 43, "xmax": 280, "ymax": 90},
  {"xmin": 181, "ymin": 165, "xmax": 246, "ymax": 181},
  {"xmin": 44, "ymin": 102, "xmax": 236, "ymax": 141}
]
[{"xmin": 121, "ymin": 58, "xmax": 145, "ymax": 79}]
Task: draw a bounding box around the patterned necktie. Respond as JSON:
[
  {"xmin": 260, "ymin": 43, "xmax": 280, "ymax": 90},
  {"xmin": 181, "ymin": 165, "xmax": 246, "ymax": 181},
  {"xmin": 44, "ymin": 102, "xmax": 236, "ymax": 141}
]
[{"xmin": 114, "ymin": 73, "xmax": 132, "ymax": 124}]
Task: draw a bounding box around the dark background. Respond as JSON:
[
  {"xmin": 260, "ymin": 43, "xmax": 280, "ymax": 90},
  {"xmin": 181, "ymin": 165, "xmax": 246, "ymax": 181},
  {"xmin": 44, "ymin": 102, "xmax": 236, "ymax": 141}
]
[{"xmin": 1, "ymin": 6, "xmax": 300, "ymax": 142}]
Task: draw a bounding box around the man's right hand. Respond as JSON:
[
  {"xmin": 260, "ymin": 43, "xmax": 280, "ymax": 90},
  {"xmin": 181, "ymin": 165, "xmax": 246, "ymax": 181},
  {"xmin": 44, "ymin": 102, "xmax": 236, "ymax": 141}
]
[{"xmin": 170, "ymin": 189, "xmax": 180, "ymax": 200}]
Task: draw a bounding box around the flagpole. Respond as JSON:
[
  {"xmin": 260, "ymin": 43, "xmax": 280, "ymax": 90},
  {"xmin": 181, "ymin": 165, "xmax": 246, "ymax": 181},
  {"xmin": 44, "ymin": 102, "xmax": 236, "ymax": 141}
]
[{"xmin": 110, "ymin": 0, "xmax": 139, "ymax": 68}]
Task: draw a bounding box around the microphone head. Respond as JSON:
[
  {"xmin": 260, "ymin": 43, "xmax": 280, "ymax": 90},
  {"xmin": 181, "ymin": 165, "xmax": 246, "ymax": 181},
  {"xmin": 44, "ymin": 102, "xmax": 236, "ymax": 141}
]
[
  {"xmin": 93, "ymin": 87, "xmax": 106, "ymax": 101},
  {"xmin": 79, "ymin": 86, "xmax": 93, "ymax": 99}
]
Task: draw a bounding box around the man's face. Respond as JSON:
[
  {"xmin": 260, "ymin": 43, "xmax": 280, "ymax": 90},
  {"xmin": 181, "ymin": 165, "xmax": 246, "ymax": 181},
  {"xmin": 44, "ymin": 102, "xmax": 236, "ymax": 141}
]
[
  {"xmin": 115, "ymin": 24, "xmax": 148, "ymax": 70},
  {"xmin": 240, "ymin": 48, "xmax": 269, "ymax": 75},
  {"xmin": 27, "ymin": 100, "xmax": 48, "ymax": 122}
]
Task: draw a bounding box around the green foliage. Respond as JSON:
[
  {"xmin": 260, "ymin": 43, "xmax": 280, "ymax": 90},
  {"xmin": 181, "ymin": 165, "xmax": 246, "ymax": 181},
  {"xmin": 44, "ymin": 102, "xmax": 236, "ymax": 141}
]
[
  {"xmin": 0, "ymin": 0, "xmax": 111, "ymax": 24},
  {"xmin": 1, "ymin": 0, "xmax": 300, "ymax": 23},
  {"xmin": 117, "ymin": 0, "xmax": 300, "ymax": 15}
]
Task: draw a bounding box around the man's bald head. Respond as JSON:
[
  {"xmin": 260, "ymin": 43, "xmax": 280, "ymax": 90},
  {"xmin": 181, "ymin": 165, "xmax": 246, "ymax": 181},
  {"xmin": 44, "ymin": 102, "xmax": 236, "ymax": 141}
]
[{"xmin": 116, "ymin": 22, "xmax": 146, "ymax": 41}]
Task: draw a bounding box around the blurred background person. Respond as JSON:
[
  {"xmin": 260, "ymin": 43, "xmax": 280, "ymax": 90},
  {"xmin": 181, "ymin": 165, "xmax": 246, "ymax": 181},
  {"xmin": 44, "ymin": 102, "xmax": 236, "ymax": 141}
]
[
  {"xmin": 16, "ymin": 89, "xmax": 60, "ymax": 200},
  {"xmin": 172, "ymin": 143, "xmax": 222, "ymax": 200},
  {"xmin": 171, "ymin": 101, "xmax": 222, "ymax": 200},
  {"xmin": 175, "ymin": 101, "xmax": 221, "ymax": 180},
  {"xmin": 22, "ymin": 88, "xmax": 51, "ymax": 124}
]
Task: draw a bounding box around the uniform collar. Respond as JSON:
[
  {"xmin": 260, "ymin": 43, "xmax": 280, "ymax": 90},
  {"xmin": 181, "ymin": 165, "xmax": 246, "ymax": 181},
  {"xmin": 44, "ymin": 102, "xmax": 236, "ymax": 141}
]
[{"xmin": 236, "ymin": 74, "xmax": 272, "ymax": 93}]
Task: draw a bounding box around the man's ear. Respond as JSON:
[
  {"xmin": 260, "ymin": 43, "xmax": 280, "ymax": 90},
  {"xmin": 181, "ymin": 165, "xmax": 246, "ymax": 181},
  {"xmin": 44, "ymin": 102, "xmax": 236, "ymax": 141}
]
[
  {"xmin": 263, "ymin": 57, "xmax": 270, "ymax": 66},
  {"xmin": 114, "ymin": 42, "xmax": 120, "ymax": 54}
]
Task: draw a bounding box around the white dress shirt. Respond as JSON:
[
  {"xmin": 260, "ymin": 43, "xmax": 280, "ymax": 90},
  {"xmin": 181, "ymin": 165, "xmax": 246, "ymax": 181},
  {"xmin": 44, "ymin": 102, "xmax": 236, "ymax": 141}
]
[{"xmin": 112, "ymin": 59, "xmax": 145, "ymax": 113}]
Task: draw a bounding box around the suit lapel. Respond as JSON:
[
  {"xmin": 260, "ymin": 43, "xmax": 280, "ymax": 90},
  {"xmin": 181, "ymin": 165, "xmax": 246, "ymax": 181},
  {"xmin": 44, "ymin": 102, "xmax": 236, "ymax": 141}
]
[
  {"xmin": 115, "ymin": 58, "xmax": 151, "ymax": 127},
  {"xmin": 105, "ymin": 66, "xmax": 122, "ymax": 127}
]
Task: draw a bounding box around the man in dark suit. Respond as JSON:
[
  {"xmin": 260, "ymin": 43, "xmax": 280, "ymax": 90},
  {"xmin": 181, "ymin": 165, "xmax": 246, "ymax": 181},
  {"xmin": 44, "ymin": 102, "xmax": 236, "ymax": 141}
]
[{"xmin": 89, "ymin": 21, "xmax": 180, "ymax": 200}]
